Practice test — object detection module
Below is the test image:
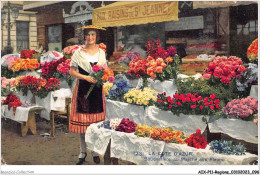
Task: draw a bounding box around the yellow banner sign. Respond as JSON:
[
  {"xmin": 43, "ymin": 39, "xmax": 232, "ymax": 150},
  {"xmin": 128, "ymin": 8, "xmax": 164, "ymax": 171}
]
[{"xmin": 93, "ymin": 1, "xmax": 178, "ymax": 27}]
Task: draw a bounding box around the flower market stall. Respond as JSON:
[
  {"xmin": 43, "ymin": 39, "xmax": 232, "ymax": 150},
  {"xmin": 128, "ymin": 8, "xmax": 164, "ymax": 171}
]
[
  {"xmin": 1, "ymin": 28, "xmax": 258, "ymax": 165},
  {"xmin": 84, "ymin": 37, "xmax": 258, "ymax": 165}
]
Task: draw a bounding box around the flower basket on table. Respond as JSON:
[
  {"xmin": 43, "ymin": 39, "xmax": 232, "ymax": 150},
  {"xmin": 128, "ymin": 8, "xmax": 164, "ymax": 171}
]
[{"xmin": 55, "ymin": 59, "xmax": 75, "ymax": 88}]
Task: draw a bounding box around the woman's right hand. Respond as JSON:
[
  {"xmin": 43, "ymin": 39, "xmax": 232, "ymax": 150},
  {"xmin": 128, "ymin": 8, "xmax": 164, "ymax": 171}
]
[{"xmin": 84, "ymin": 75, "xmax": 96, "ymax": 84}]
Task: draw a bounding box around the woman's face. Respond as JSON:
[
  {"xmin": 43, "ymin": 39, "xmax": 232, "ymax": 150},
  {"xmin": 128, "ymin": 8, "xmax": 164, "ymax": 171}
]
[{"xmin": 85, "ymin": 30, "xmax": 97, "ymax": 45}]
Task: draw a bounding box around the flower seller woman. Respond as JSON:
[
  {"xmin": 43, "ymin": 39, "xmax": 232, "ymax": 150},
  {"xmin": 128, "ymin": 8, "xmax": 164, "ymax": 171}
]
[{"xmin": 69, "ymin": 25, "xmax": 107, "ymax": 165}]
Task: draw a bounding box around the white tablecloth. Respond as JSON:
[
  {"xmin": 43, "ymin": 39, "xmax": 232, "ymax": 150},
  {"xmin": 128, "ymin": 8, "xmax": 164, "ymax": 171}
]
[
  {"xmin": 106, "ymin": 100, "xmax": 208, "ymax": 136},
  {"xmin": 85, "ymin": 123, "xmax": 257, "ymax": 165},
  {"xmin": 36, "ymin": 88, "xmax": 72, "ymax": 120},
  {"xmin": 1, "ymin": 105, "xmax": 42, "ymax": 122},
  {"xmin": 208, "ymin": 118, "xmax": 258, "ymax": 144}
]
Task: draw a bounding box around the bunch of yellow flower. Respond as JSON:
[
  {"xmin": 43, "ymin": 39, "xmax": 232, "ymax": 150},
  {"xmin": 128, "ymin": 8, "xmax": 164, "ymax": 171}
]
[
  {"xmin": 10, "ymin": 59, "xmax": 40, "ymax": 72},
  {"xmin": 135, "ymin": 124, "xmax": 151, "ymax": 137},
  {"xmin": 123, "ymin": 87, "xmax": 157, "ymax": 106},
  {"xmin": 103, "ymin": 82, "xmax": 113, "ymax": 96},
  {"xmin": 135, "ymin": 124, "xmax": 187, "ymax": 144}
]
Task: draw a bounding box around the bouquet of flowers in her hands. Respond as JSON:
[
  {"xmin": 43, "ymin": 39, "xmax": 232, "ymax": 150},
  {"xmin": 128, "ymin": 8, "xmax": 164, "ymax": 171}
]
[{"xmin": 84, "ymin": 64, "xmax": 114, "ymax": 99}]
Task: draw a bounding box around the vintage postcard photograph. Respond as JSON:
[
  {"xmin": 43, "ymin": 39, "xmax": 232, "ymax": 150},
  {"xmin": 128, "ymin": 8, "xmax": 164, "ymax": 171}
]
[{"xmin": 1, "ymin": 0, "xmax": 259, "ymax": 174}]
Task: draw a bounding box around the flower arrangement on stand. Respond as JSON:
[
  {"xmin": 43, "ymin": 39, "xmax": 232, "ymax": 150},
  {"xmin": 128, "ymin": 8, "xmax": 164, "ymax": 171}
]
[
  {"xmin": 20, "ymin": 49, "xmax": 37, "ymax": 59},
  {"xmin": 9, "ymin": 58, "xmax": 40, "ymax": 72},
  {"xmin": 185, "ymin": 129, "xmax": 208, "ymax": 149},
  {"xmin": 135, "ymin": 124, "xmax": 187, "ymax": 144},
  {"xmin": 204, "ymin": 56, "xmax": 247, "ymax": 84},
  {"xmin": 210, "ymin": 140, "xmax": 246, "ymax": 155},
  {"xmin": 1, "ymin": 77, "xmax": 16, "ymax": 96},
  {"xmin": 222, "ymin": 96, "xmax": 258, "ymax": 121},
  {"xmin": 2, "ymin": 93, "xmax": 22, "ymax": 115},
  {"xmin": 16, "ymin": 75, "xmax": 60, "ymax": 99},
  {"xmin": 55, "ymin": 59, "xmax": 75, "ymax": 87},
  {"xmin": 41, "ymin": 57, "xmax": 66, "ymax": 79},
  {"xmin": 145, "ymin": 38, "xmax": 180, "ymax": 81},
  {"xmin": 115, "ymin": 118, "xmax": 137, "ymax": 133},
  {"xmin": 247, "ymin": 38, "xmax": 258, "ymax": 64},
  {"xmin": 123, "ymin": 87, "xmax": 157, "ymax": 106},
  {"xmin": 84, "ymin": 64, "xmax": 114, "ymax": 99},
  {"xmin": 107, "ymin": 76, "xmax": 133, "ymax": 101},
  {"xmin": 155, "ymin": 92, "xmax": 222, "ymax": 115},
  {"xmin": 63, "ymin": 45, "xmax": 80, "ymax": 59}
]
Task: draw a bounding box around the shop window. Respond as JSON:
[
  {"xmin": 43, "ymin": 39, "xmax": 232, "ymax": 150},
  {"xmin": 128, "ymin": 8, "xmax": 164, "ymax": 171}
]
[{"xmin": 16, "ymin": 21, "xmax": 29, "ymax": 52}]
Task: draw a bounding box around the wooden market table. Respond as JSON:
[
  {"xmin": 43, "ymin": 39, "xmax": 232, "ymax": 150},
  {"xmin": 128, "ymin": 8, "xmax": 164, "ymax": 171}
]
[{"xmin": 21, "ymin": 107, "xmax": 44, "ymax": 137}]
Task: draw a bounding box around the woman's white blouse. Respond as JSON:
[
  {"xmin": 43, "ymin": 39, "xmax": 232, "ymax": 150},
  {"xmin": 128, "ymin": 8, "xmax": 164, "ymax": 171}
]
[{"xmin": 70, "ymin": 52, "xmax": 100, "ymax": 68}]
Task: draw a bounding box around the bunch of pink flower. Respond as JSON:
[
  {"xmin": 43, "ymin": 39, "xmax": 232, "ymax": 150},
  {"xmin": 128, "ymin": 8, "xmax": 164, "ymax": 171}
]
[
  {"xmin": 1, "ymin": 77, "xmax": 16, "ymax": 88},
  {"xmin": 204, "ymin": 56, "xmax": 247, "ymax": 84},
  {"xmin": 63, "ymin": 45, "xmax": 80, "ymax": 55},
  {"xmin": 223, "ymin": 96, "xmax": 258, "ymax": 120},
  {"xmin": 5, "ymin": 56, "xmax": 20, "ymax": 68},
  {"xmin": 57, "ymin": 59, "xmax": 71, "ymax": 76}
]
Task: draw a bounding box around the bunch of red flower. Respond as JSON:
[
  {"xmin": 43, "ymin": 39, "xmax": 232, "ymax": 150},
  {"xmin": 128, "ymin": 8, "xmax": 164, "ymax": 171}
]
[
  {"xmin": 57, "ymin": 59, "xmax": 71, "ymax": 76},
  {"xmin": 156, "ymin": 92, "xmax": 221, "ymax": 115},
  {"xmin": 115, "ymin": 118, "xmax": 137, "ymax": 133},
  {"xmin": 20, "ymin": 49, "xmax": 37, "ymax": 59},
  {"xmin": 204, "ymin": 56, "xmax": 247, "ymax": 84},
  {"xmin": 127, "ymin": 57, "xmax": 147, "ymax": 78},
  {"xmin": 17, "ymin": 75, "xmax": 60, "ymax": 98},
  {"xmin": 145, "ymin": 38, "xmax": 177, "ymax": 60},
  {"xmin": 41, "ymin": 57, "xmax": 66, "ymax": 79},
  {"xmin": 2, "ymin": 93, "xmax": 22, "ymax": 115},
  {"xmin": 185, "ymin": 129, "xmax": 208, "ymax": 149}
]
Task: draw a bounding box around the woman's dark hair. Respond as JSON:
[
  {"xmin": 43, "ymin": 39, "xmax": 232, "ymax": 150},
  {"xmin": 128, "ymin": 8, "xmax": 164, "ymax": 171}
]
[{"xmin": 83, "ymin": 28, "xmax": 100, "ymax": 41}]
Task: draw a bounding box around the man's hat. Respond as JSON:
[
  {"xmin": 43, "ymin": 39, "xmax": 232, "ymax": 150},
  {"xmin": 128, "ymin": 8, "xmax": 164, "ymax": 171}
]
[{"xmin": 76, "ymin": 25, "xmax": 106, "ymax": 30}]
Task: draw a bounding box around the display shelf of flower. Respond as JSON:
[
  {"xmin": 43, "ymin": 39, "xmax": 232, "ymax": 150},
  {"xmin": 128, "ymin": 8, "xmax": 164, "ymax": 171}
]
[
  {"xmin": 16, "ymin": 75, "xmax": 60, "ymax": 99},
  {"xmin": 55, "ymin": 59, "xmax": 75, "ymax": 87},
  {"xmin": 135, "ymin": 124, "xmax": 187, "ymax": 144},
  {"xmin": 41, "ymin": 56, "xmax": 66, "ymax": 79},
  {"xmin": 84, "ymin": 64, "xmax": 114, "ymax": 99},
  {"xmin": 20, "ymin": 49, "xmax": 37, "ymax": 59},
  {"xmin": 204, "ymin": 56, "xmax": 247, "ymax": 84},
  {"xmin": 210, "ymin": 140, "xmax": 246, "ymax": 155},
  {"xmin": 185, "ymin": 129, "xmax": 207, "ymax": 149},
  {"xmin": 9, "ymin": 58, "xmax": 40, "ymax": 72},
  {"xmin": 123, "ymin": 87, "xmax": 157, "ymax": 107},
  {"xmin": 63, "ymin": 45, "xmax": 80, "ymax": 59},
  {"xmin": 155, "ymin": 92, "xmax": 222, "ymax": 116},
  {"xmin": 176, "ymin": 77, "xmax": 241, "ymax": 104},
  {"xmin": 115, "ymin": 118, "xmax": 137, "ymax": 133},
  {"xmin": 247, "ymin": 38, "xmax": 258, "ymax": 64},
  {"xmin": 2, "ymin": 93, "xmax": 22, "ymax": 115},
  {"xmin": 98, "ymin": 43, "xmax": 106, "ymax": 53},
  {"xmin": 107, "ymin": 78, "xmax": 133, "ymax": 101},
  {"xmin": 222, "ymin": 96, "xmax": 258, "ymax": 121}
]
